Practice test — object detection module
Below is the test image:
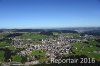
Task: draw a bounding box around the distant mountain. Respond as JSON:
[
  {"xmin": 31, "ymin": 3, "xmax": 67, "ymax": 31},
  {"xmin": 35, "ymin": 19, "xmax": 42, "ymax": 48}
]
[
  {"xmin": 82, "ymin": 29, "xmax": 100, "ymax": 36},
  {"xmin": 0, "ymin": 27, "xmax": 100, "ymax": 34}
]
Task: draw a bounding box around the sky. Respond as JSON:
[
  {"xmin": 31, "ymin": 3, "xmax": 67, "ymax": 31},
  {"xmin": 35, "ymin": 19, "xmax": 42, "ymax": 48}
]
[{"xmin": 0, "ymin": 0, "xmax": 100, "ymax": 28}]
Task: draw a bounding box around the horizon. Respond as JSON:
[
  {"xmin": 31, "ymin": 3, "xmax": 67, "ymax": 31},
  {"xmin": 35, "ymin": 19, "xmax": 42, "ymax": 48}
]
[
  {"xmin": 0, "ymin": 26, "xmax": 100, "ymax": 29},
  {"xmin": 0, "ymin": 0, "xmax": 100, "ymax": 28}
]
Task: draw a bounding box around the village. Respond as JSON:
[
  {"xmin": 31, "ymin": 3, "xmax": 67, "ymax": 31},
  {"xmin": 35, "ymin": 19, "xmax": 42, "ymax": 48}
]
[
  {"xmin": 8, "ymin": 33, "xmax": 94, "ymax": 65},
  {"xmin": 0, "ymin": 32, "xmax": 100, "ymax": 66}
]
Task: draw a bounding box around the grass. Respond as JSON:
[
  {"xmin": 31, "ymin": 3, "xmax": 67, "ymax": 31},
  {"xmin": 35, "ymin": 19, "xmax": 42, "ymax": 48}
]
[
  {"xmin": 62, "ymin": 33, "xmax": 80, "ymax": 37},
  {"xmin": 72, "ymin": 42, "xmax": 100, "ymax": 61},
  {"xmin": 72, "ymin": 43, "xmax": 83, "ymax": 52},
  {"xmin": 0, "ymin": 51, "xmax": 5, "ymax": 62},
  {"xmin": 31, "ymin": 50, "xmax": 46, "ymax": 63},
  {"xmin": 0, "ymin": 33, "xmax": 7, "ymax": 38},
  {"xmin": 0, "ymin": 42, "xmax": 16, "ymax": 51},
  {"xmin": 0, "ymin": 42, "xmax": 10, "ymax": 47},
  {"xmin": 12, "ymin": 55, "xmax": 22, "ymax": 62},
  {"xmin": 21, "ymin": 33, "xmax": 47, "ymax": 40},
  {"xmin": 7, "ymin": 46, "xmax": 16, "ymax": 50},
  {"xmin": 31, "ymin": 50, "xmax": 46, "ymax": 57}
]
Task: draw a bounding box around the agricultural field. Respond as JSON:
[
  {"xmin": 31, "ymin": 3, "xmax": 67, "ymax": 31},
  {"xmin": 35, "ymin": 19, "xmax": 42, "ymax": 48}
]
[
  {"xmin": 72, "ymin": 41, "xmax": 100, "ymax": 61},
  {"xmin": 20, "ymin": 33, "xmax": 48, "ymax": 40}
]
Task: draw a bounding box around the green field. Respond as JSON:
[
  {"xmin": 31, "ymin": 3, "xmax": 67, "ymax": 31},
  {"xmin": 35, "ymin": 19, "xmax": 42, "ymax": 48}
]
[
  {"xmin": 72, "ymin": 41, "xmax": 100, "ymax": 61},
  {"xmin": 21, "ymin": 33, "xmax": 47, "ymax": 40},
  {"xmin": 12, "ymin": 55, "xmax": 22, "ymax": 62},
  {"xmin": 31, "ymin": 50, "xmax": 46, "ymax": 63},
  {"xmin": 62, "ymin": 33, "xmax": 80, "ymax": 37},
  {"xmin": 0, "ymin": 42, "xmax": 10, "ymax": 47},
  {"xmin": 31, "ymin": 50, "xmax": 46, "ymax": 57},
  {"xmin": 0, "ymin": 33, "xmax": 7, "ymax": 38},
  {"xmin": 0, "ymin": 51, "xmax": 5, "ymax": 62}
]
